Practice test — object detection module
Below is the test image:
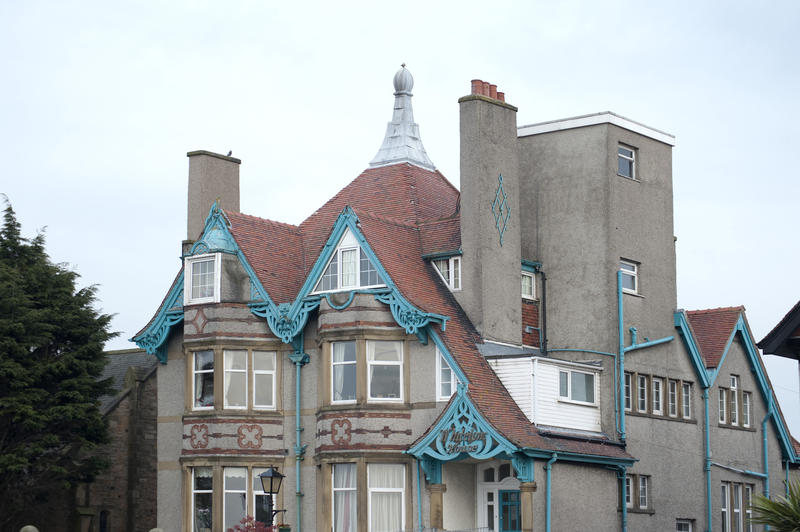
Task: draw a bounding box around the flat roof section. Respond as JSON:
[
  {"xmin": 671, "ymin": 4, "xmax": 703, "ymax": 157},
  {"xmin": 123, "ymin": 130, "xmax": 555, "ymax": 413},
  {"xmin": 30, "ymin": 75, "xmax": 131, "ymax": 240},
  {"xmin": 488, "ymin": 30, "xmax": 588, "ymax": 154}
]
[{"xmin": 518, "ymin": 111, "xmax": 676, "ymax": 146}]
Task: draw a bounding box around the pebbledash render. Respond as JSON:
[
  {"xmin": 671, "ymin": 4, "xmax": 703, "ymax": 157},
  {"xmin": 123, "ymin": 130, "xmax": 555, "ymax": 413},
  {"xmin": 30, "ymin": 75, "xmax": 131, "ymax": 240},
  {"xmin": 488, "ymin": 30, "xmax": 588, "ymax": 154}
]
[{"xmin": 133, "ymin": 66, "xmax": 799, "ymax": 532}]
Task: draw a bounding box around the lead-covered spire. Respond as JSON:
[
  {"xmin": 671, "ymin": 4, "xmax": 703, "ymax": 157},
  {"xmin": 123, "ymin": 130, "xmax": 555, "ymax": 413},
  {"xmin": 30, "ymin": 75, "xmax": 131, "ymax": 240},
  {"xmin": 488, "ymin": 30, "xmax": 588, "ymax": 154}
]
[{"xmin": 369, "ymin": 64, "xmax": 436, "ymax": 171}]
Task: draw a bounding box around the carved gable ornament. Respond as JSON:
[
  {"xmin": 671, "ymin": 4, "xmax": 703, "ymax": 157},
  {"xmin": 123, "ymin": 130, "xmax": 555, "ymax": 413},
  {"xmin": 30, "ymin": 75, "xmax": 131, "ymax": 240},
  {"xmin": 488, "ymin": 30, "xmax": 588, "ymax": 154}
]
[{"xmin": 409, "ymin": 383, "xmax": 517, "ymax": 461}]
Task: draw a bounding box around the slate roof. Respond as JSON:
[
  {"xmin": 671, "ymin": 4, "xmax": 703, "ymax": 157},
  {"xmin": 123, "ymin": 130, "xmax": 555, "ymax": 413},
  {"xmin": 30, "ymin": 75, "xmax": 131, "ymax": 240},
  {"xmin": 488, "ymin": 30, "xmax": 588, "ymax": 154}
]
[
  {"xmin": 214, "ymin": 162, "xmax": 631, "ymax": 461},
  {"xmin": 758, "ymin": 300, "xmax": 800, "ymax": 359},
  {"xmin": 685, "ymin": 306, "xmax": 744, "ymax": 368},
  {"xmin": 99, "ymin": 348, "xmax": 157, "ymax": 413}
]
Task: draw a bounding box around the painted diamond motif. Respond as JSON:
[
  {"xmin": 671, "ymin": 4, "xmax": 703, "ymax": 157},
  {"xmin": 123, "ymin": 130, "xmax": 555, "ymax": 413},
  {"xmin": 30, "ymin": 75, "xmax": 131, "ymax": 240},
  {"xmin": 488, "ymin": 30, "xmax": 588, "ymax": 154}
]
[{"xmin": 491, "ymin": 174, "xmax": 511, "ymax": 246}]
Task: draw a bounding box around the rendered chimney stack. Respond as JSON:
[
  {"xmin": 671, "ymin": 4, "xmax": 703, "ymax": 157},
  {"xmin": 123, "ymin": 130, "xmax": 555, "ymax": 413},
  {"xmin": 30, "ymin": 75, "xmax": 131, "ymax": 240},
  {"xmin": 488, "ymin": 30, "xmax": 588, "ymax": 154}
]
[
  {"xmin": 469, "ymin": 79, "xmax": 506, "ymax": 102},
  {"xmin": 186, "ymin": 150, "xmax": 241, "ymax": 244}
]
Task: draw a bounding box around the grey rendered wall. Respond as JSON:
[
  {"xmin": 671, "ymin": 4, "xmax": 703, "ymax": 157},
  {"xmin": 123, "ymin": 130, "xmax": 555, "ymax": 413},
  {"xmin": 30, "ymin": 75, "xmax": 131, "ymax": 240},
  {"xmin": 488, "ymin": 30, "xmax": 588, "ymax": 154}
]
[
  {"xmin": 536, "ymin": 462, "xmax": 619, "ymax": 531},
  {"xmin": 156, "ymin": 332, "xmax": 185, "ymax": 532},
  {"xmin": 442, "ymin": 462, "xmax": 476, "ymax": 530}
]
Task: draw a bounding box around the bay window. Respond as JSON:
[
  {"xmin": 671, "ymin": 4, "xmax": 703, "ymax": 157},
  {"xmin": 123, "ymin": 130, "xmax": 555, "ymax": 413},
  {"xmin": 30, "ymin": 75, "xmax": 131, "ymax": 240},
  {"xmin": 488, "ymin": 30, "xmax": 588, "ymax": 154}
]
[
  {"xmin": 191, "ymin": 348, "xmax": 278, "ymax": 411},
  {"xmin": 333, "ymin": 463, "xmax": 357, "ymax": 532},
  {"xmin": 367, "ymin": 341, "xmax": 403, "ymax": 401},
  {"xmin": 368, "ymin": 464, "xmax": 405, "ymax": 532},
  {"xmin": 224, "ymin": 350, "xmax": 247, "ymax": 409},
  {"xmin": 193, "ymin": 350, "xmax": 215, "ymax": 409},
  {"xmin": 224, "ymin": 467, "xmax": 247, "ymax": 530},
  {"xmin": 332, "ymin": 341, "xmax": 357, "ymax": 404},
  {"xmin": 192, "ymin": 467, "xmax": 213, "ymax": 532},
  {"xmin": 328, "ymin": 339, "xmax": 406, "ymax": 405}
]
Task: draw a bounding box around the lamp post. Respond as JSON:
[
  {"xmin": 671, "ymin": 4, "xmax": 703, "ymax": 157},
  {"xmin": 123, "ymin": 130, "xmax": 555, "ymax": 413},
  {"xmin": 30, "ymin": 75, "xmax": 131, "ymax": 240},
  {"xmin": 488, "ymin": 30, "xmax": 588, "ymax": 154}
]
[{"xmin": 258, "ymin": 467, "xmax": 285, "ymax": 527}]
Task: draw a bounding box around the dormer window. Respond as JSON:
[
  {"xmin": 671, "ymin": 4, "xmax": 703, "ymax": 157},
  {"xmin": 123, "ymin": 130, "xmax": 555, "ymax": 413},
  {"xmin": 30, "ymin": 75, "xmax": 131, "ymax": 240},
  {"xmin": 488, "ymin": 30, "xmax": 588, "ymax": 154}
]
[
  {"xmin": 314, "ymin": 229, "xmax": 383, "ymax": 293},
  {"xmin": 185, "ymin": 253, "xmax": 221, "ymax": 305},
  {"xmin": 433, "ymin": 256, "xmax": 461, "ymax": 291}
]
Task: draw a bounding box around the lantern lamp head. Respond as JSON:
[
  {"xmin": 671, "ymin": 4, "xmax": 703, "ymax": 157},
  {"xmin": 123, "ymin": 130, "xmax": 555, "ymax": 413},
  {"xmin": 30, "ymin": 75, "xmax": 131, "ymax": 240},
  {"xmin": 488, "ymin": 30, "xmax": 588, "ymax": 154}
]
[{"xmin": 259, "ymin": 467, "xmax": 285, "ymax": 495}]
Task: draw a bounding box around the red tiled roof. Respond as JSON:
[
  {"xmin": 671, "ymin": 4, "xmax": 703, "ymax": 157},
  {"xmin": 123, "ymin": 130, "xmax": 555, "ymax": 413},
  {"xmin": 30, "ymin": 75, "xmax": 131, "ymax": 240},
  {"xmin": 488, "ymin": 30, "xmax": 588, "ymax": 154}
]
[
  {"xmin": 419, "ymin": 216, "xmax": 462, "ymax": 256},
  {"xmin": 686, "ymin": 307, "xmax": 744, "ymax": 368}
]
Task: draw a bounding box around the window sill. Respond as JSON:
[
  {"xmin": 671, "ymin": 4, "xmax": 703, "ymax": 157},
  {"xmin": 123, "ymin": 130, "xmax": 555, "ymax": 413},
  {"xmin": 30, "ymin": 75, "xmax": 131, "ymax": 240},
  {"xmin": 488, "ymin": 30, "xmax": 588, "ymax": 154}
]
[
  {"xmin": 626, "ymin": 410, "xmax": 697, "ymax": 424},
  {"xmin": 318, "ymin": 402, "xmax": 411, "ymax": 414},
  {"xmin": 617, "ymin": 174, "xmax": 640, "ymax": 183},
  {"xmin": 185, "ymin": 409, "xmax": 282, "ymax": 418},
  {"xmin": 717, "ymin": 423, "xmax": 756, "ymax": 432},
  {"xmin": 557, "ymin": 398, "xmax": 599, "ymax": 408},
  {"xmin": 627, "ymin": 507, "xmax": 655, "ymax": 515},
  {"xmin": 622, "ymin": 291, "xmax": 645, "ymax": 299}
]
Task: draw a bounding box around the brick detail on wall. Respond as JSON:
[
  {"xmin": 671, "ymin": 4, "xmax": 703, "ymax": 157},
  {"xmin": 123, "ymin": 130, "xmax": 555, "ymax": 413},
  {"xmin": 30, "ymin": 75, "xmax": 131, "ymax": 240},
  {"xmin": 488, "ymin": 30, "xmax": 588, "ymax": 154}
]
[{"xmin": 522, "ymin": 299, "xmax": 540, "ymax": 348}]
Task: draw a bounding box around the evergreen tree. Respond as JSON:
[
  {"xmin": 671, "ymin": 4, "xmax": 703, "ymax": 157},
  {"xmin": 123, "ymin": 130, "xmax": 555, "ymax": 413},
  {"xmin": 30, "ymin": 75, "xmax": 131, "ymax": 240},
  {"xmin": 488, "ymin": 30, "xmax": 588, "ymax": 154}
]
[{"xmin": 0, "ymin": 200, "xmax": 115, "ymax": 530}]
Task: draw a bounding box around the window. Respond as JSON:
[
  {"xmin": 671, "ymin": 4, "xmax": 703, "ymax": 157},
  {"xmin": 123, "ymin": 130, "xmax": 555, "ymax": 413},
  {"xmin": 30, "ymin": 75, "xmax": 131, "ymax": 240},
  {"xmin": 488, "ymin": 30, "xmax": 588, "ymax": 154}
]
[
  {"xmin": 193, "ymin": 467, "xmax": 213, "ymax": 532},
  {"xmin": 682, "ymin": 382, "xmax": 692, "ymax": 418},
  {"xmin": 620, "ymin": 260, "xmax": 638, "ymax": 294},
  {"xmin": 224, "ymin": 350, "xmax": 247, "ymax": 409},
  {"xmin": 332, "ymin": 341, "xmax": 357, "ymax": 403},
  {"xmin": 652, "ymin": 378, "xmax": 663, "ymax": 415},
  {"xmin": 253, "ymin": 351, "xmax": 277, "ymax": 409},
  {"xmin": 333, "ymin": 464, "xmax": 357, "ymax": 532},
  {"xmin": 637, "ymin": 375, "xmax": 648, "ymax": 412},
  {"xmin": 252, "ymin": 468, "xmax": 273, "ymax": 527},
  {"xmin": 193, "ymin": 350, "xmax": 215, "ymax": 409},
  {"xmin": 521, "ymin": 271, "xmax": 535, "ymax": 299},
  {"xmin": 367, "ymin": 340, "xmax": 403, "ymax": 401},
  {"xmin": 742, "ymin": 392, "xmax": 751, "ymax": 428},
  {"xmin": 719, "ymin": 388, "xmax": 727, "ymax": 424},
  {"xmin": 224, "ymin": 467, "xmax": 247, "ymax": 530},
  {"xmin": 559, "ymin": 369, "xmax": 596, "ymax": 404},
  {"xmin": 676, "ymin": 520, "xmax": 693, "ymax": 532},
  {"xmin": 618, "ymin": 144, "xmax": 636, "ymax": 179},
  {"xmin": 721, "ymin": 483, "xmax": 729, "ymax": 532},
  {"xmin": 433, "ymin": 256, "xmax": 461, "ymax": 291},
  {"xmin": 744, "ymin": 485, "xmax": 753, "ymax": 532},
  {"xmin": 436, "ymin": 348, "xmax": 458, "ymax": 401},
  {"xmin": 625, "ymin": 473, "xmax": 650, "ymax": 511},
  {"xmin": 314, "ymin": 230, "xmax": 383, "ymax": 293},
  {"xmin": 721, "ymin": 482, "xmax": 755, "ymax": 532},
  {"xmin": 730, "ymin": 376, "xmax": 739, "ymax": 426},
  {"xmin": 185, "ymin": 253, "xmax": 221, "ymax": 305},
  {"xmin": 668, "ymin": 379, "xmax": 678, "ymax": 417},
  {"xmin": 732, "ymin": 483, "xmax": 742, "ymax": 532},
  {"xmin": 368, "ymin": 464, "xmax": 405, "ymax": 532},
  {"xmin": 624, "ymin": 373, "xmax": 632, "ymax": 411}
]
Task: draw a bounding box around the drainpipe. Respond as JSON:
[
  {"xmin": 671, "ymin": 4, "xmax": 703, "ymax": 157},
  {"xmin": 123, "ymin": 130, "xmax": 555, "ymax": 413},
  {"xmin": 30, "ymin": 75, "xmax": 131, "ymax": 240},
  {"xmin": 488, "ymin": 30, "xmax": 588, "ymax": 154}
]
[
  {"xmin": 288, "ymin": 344, "xmax": 310, "ymax": 532},
  {"xmin": 416, "ymin": 460, "xmax": 423, "ymax": 531},
  {"xmin": 703, "ymin": 388, "xmax": 712, "ymax": 532},
  {"xmin": 785, "ymin": 460, "xmax": 790, "ymax": 497},
  {"xmin": 544, "ymin": 453, "xmax": 558, "ymax": 532},
  {"xmin": 616, "ymin": 467, "xmax": 628, "ymax": 532},
  {"xmin": 763, "ymin": 397, "xmax": 774, "ymax": 500},
  {"xmin": 617, "ymin": 271, "xmax": 624, "ymax": 440},
  {"xmin": 540, "ymin": 270, "xmax": 548, "ymax": 355}
]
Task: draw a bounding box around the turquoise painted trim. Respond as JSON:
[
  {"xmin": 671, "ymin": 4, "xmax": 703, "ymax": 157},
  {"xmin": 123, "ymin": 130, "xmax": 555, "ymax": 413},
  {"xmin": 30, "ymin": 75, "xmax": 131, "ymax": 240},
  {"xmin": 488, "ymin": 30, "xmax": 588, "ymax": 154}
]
[
  {"xmin": 416, "ymin": 460, "xmax": 424, "ymax": 530},
  {"xmin": 707, "ymin": 325, "xmax": 739, "ymax": 386},
  {"xmin": 710, "ymin": 462, "xmax": 768, "ymax": 479},
  {"xmin": 618, "ymin": 271, "xmax": 626, "ymax": 443},
  {"xmin": 187, "ymin": 202, "xmax": 238, "ymax": 256},
  {"xmin": 544, "ymin": 453, "xmax": 557, "ymax": 532},
  {"xmin": 131, "ymin": 275, "xmax": 184, "ymax": 364},
  {"xmin": 407, "ymin": 382, "xmax": 518, "ymax": 460},
  {"xmin": 764, "ymin": 404, "xmax": 773, "ymax": 499},
  {"xmin": 429, "ymin": 328, "xmax": 469, "ymax": 385},
  {"xmin": 673, "ymin": 311, "xmax": 712, "ymax": 388},
  {"xmin": 703, "ymin": 388, "xmax": 713, "ymax": 532},
  {"xmin": 511, "ymin": 454, "xmax": 535, "ymax": 483},
  {"xmin": 522, "ymin": 449, "xmax": 635, "ymax": 468},
  {"xmin": 623, "ymin": 335, "xmax": 674, "ymax": 354},
  {"xmin": 549, "ymin": 348, "xmax": 616, "ymax": 357},
  {"xmin": 288, "ymin": 339, "xmax": 309, "ymax": 532},
  {"xmin": 422, "ymin": 249, "xmax": 463, "ymax": 260},
  {"xmin": 420, "ymin": 457, "xmax": 442, "ymax": 484},
  {"xmin": 616, "ymin": 466, "xmax": 628, "ymax": 532},
  {"xmin": 521, "ymin": 260, "xmax": 541, "ymax": 273}
]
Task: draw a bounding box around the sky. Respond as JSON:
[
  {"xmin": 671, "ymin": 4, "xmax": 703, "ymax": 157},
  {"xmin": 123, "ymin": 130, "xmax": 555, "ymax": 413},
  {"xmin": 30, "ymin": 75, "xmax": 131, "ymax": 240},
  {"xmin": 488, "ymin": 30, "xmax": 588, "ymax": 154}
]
[{"xmin": 2, "ymin": 1, "xmax": 799, "ymax": 432}]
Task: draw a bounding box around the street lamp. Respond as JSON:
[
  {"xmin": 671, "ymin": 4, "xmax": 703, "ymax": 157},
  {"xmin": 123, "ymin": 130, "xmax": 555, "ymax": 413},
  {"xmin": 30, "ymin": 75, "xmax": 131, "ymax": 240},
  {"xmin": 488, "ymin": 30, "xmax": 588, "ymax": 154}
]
[{"xmin": 259, "ymin": 467, "xmax": 285, "ymax": 527}]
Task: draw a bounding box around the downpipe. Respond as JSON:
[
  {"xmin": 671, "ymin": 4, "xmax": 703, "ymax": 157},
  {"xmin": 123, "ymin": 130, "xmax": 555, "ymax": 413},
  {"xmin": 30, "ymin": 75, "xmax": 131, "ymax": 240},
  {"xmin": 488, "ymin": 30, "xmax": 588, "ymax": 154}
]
[
  {"xmin": 616, "ymin": 466, "xmax": 628, "ymax": 532},
  {"xmin": 545, "ymin": 453, "xmax": 557, "ymax": 532},
  {"xmin": 703, "ymin": 387, "xmax": 712, "ymax": 532},
  {"xmin": 288, "ymin": 344, "xmax": 310, "ymax": 532}
]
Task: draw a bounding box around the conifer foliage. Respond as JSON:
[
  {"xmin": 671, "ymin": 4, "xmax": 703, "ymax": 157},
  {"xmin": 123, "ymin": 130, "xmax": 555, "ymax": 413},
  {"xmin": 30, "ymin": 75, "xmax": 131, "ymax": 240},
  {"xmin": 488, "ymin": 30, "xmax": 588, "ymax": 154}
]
[{"xmin": 0, "ymin": 201, "xmax": 115, "ymax": 529}]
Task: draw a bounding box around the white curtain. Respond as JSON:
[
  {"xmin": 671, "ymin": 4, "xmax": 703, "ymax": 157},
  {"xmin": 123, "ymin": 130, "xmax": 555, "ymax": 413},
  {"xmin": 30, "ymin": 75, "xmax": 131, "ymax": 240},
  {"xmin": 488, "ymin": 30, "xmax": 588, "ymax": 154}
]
[
  {"xmin": 368, "ymin": 464, "xmax": 404, "ymax": 532},
  {"xmin": 333, "ymin": 464, "xmax": 356, "ymax": 532}
]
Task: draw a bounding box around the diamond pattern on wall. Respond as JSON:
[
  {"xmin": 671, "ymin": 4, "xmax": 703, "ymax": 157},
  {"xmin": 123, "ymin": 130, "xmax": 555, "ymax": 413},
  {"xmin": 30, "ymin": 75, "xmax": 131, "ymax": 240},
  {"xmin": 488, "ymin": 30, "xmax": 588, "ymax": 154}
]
[{"xmin": 491, "ymin": 174, "xmax": 511, "ymax": 246}]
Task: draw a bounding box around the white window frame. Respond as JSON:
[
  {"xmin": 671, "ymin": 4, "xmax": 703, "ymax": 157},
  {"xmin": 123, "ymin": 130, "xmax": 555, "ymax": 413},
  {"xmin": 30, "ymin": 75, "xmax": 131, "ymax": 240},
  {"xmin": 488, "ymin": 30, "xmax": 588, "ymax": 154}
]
[
  {"xmin": 521, "ymin": 271, "xmax": 535, "ymax": 300},
  {"xmin": 732, "ymin": 483, "xmax": 742, "ymax": 532},
  {"xmin": 193, "ymin": 350, "xmax": 215, "ymax": 410},
  {"xmin": 730, "ymin": 376, "xmax": 739, "ymax": 426},
  {"xmin": 331, "ymin": 341, "xmax": 357, "ymax": 405},
  {"xmin": 185, "ymin": 253, "xmax": 222, "ymax": 305},
  {"xmin": 192, "ymin": 467, "xmax": 214, "ymax": 532},
  {"xmin": 313, "ymin": 230, "xmax": 385, "ymax": 294},
  {"xmin": 618, "ymin": 144, "xmax": 636, "ymax": 180},
  {"xmin": 719, "ymin": 388, "xmax": 727, "ymax": 424},
  {"xmin": 668, "ymin": 379, "xmax": 678, "ymax": 417},
  {"xmin": 625, "ymin": 475, "xmax": 632, "ymax": 508},
  {"xmin": 743, "ymin": 392, "xmax": 751, "ymax": 428},
  {"xmin": 682, "ymin": 382, "xmax": 692, "ymax": 419},
  {"xmin": 624, "ymin": 373, "xmax": 632, "ymax": 411},
  {"xmin": 620, "ymin": 260, "xmax": 639, "ymax": 295},
  {"xmin": 367, "ymin": 464, "xmax": 405, "ymax": 532},
  {"xmin": 558, "ymin": 368, "xmax": 597, "ymax": 406},
  {"xmin": 253, "ymin": 351, "xmax": 277, "ymax": 410},
  {"xmin": 223, "ymin": 350, "xmax": 248, "ymax": 410},
  {"xmin": 332, "ymin": 463, "xmax": 357, "ymax": 532},
  {"xmin": 744, "ymin": 484, "xmax": 753, "ymax": 532},
  {"xmin": 676, "ymin": 519, "xmax": 693, "ymax": 532},
  {"xmin": 637, "ymin": 375, "xmax": 648, "ymax": 413},
  {"xmin": 367, "ymin": 340, "xmax": 403, "ymax": 403},
  {"xmin": 652, "ymin": 377, "xmax": 663, "ymax": 415},
  {"xmin": 638, "ymin": 475, "xmax": 649, "ymax": 509},
  {"xmin": 721, "ymin": 483, "xmax": 729, "ymax": 532},
  {"xmin": 436, "ymin": 348, "xmax": 457, "ymax": 402},
  {"xmin": 433, "ymin": 256, "xmax": 462, "ymax": 291},
  {"xmin": 223, "ymin": 467, "xmax": 248, "ymax": 531}
]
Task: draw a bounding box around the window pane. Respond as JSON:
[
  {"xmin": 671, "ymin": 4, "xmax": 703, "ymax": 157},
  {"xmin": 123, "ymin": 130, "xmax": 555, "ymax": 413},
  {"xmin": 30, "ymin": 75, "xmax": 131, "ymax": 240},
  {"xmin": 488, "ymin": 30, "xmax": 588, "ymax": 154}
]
[
  {"xmin": 341, "ymin": 249, "xmax": 357, "ymax": 287},
  {"xmin": 225, "ymin": 350, "xmax": 247, "ymax": 370},
  {"xmin": 370, "ymin": 492, "xmax": 402, "ymax": 532},
  {"xmin": 333, "ymin": 363, "xmax": 356, "ymax": 402},
  {"xmin": 369, "ymin": 464, "xmax": 404, "ymax": 488},
  {"xmin": 639, "ymin": 476, "xmax": 648, "ymax": 508},
  {"xmin": 255, "ymin": 374, "xmax": 274, "ymax": 407},
  {"xmin": 521, "ymin": 274, "xmax": 533, "ymax": 297},
  {"xmin": 319, "ymin": 253, "xmax": 339, "ymax": 291},
  {"xmin": 499, "ymin": 463, "xmax": 511, "ymax": 481},
  {"xmin": 452, "ymin": 258, "xmax": 461, "ymax": 289},
  {"xmin": 334, "ymin": 463, "xmax": 357, "ymax": 488},
  {"xmin": 571, "ymin": 372, "xmax": 594, "ymax": 403},
  {"xmin": 621, "ymin": 272, "xmax": 636, "ymax": 291},
  {"xmin": 225, "ymin": 372, "xmax": 246, "ymax": 407},
  {"xmin": 369, "ymin": 341, "xmax": 402, "ymax": 362},
  {"xmin": 559, "ymin": 371, "xmax": 568, "ymax": 397},
  {"xmin": 195, "ymin": 372, "xmax": 214, "ymax": 408},
  {"xmin": 192, "ymin": 259, "xmax": 215, "ymax": 299},
  {"xmin": 370, "ymin": 365, "xmax": 401, "ymax": 399},
  {"xmin": 360, "ymin": 249, "xmax": 379, "ymax": 286},
  {"xmin": 225, "ymin": 467, "xmax": 247, "ymax": 490},
  {"xmin": 333, "ymin": 342, "xmax": 356, "ymax": 363},
  {"xmin": 483, "ymin": 467, "xmax": 495, "ymax": 482},
  {"xmin": 195, "ymin": 350, "xmax": 214, "ymax": 371},
  {"xmin": 333, "ymin": 464, "xmax": 357, "ymax": 532},
  {"xmin": 254, "ymin": 351, "xmax": 276, "ymax": 371},
  {"xmin": 224, "ymin": 492, "xmax": 246, "ymax": 530},
  {"xmin": 194, "ymin": 467, "xmax": 213, "ymax": 490},
  {"xmin": 194, "ymin": 493, "xmax": 213, "ymax": 532}
]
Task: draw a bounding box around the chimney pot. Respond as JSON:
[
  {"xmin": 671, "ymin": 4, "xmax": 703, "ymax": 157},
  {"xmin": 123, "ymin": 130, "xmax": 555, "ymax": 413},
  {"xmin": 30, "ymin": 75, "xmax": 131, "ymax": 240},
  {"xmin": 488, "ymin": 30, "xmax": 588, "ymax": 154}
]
[
  {"xmin": 489, "ymin": 84, "xmax": 498, "ymax": 99},
  {"xmin": 471, "ymin": 79, "xmax": 483, "ymax": 95},
  {"xmin": 482, "ymin": 81, "xmax": 490, "ymax": 97},
  {"xmin": 497, "ymin": 91, "xmax": 505, "ymax": 102}
]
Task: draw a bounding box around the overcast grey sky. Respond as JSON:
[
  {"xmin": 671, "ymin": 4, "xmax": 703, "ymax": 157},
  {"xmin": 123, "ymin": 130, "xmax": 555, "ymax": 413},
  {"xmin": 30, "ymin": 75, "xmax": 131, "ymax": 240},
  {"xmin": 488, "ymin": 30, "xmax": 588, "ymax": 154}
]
[{"xmin": 2, "ymin": 1, "xmax": 799, "ymax": 432}]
